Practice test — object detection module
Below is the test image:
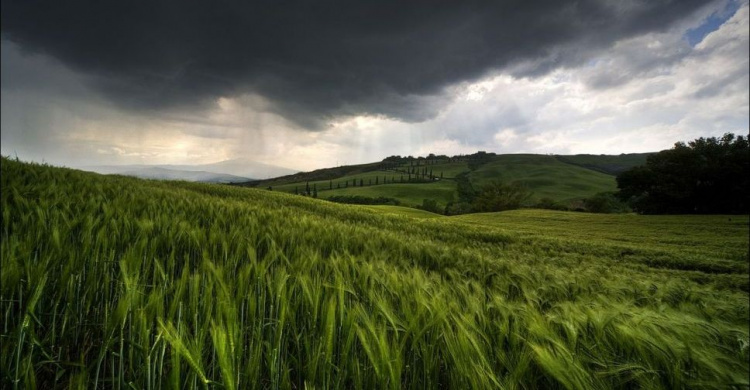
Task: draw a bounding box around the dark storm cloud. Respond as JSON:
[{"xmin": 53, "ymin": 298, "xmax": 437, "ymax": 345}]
[{"xmin": 1, "ymin": 0, "xmax": 713, "ymax": 128}]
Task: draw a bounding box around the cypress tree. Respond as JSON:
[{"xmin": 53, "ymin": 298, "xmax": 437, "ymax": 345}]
[
  {"xmin": 376, "ymin": 176, "xmax": 379, "ymax": 185},
  {"xmin": 313, "ymin": 184, "xmax": 318, "ymax": 198},
  {"xmin": 360, "ymin": 179, "xmax": 364, "ymax": 186}
]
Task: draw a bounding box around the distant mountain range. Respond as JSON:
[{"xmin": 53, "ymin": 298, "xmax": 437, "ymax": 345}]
[{"xmin": 81, "ymin": 158, "xmax": 298, "ymax": 183}]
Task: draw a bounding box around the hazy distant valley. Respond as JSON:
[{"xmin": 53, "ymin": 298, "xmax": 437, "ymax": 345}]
[{"xmin": 81, "ymin": 158, "xmax": 298, "ymax": 183}]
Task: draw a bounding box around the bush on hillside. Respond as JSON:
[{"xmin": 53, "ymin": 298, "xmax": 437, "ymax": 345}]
[
  {"xmin": 583, "ymin": 192, "xmax": 630, "ymax": 213},
  {"xmin": 472, "ymin": 181, "xmax": 532, "ymax": 212},
  {"xmin": 416, "ymin": 198, "xmax": 443, "ymax": 214},
  {"xmin": 444, "ymin": 201, "xmax": 475, "ymax": 215},
  {"xmin": 534, "ymin": 197, "xmax": 569, "ymax": 211}
]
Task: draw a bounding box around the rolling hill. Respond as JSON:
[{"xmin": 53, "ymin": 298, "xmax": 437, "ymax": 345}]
[
  {"xmin": 468, "ymin": 154, "xmax": 619, "ymax": 203},
  {"xmin": 236, "ymin": 153, "xmax": 650, "ymax": 209}
]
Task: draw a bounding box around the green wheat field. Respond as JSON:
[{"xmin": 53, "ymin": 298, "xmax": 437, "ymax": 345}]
[{"xmin": 2, "ymin": 157, "xmax": 748, "ymax": 389}]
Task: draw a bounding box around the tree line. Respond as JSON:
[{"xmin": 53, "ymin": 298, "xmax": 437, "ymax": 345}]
[{"xmin": 616, "ymin": 133, "xmax": 748, "ymax": 214}]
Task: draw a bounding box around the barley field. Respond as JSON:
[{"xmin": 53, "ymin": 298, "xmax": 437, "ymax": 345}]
[{"xmin": 2, "ymin": 157, "xmax": 748, "ymax": 389}]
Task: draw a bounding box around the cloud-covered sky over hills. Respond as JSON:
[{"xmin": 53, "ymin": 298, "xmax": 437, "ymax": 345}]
[{"xmin": 1, "ymin": 0, "xmax": 747, "ymax": 170}]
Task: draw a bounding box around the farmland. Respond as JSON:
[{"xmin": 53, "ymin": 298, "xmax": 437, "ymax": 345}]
[{"xmin": 2, "ymin": 157, "xmax": 748, "ymax": 389}]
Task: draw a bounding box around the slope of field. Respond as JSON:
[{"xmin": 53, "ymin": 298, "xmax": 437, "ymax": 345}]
[
  {"xmin": 418, "ymin": 160, "xmax": 469, "ymax": 179},
  {"xmin": 242, "ymin": 161, "xmax": 382, "ymax": 188},
  {"xmin": 470, "ymin": 154, "xmax": 619, "ymax": 202},
  {"xmin": 271, "ymin": 171, "xmax": 406, "ymax": 193},
  {"xmin": 322, "ymin": 180, "xmax": 457, "ymax": 208},
  {"xmin": 363, "ymin": 205, "xmax": 444, "ymax": 219},
  {"xmin": 555, "ymin": 153, "xmax": 651, "ymax": 175},
  {"xmin": 2, "ymin": 158, "xmax": 748, "ymax": 389},
  {"xmin": 454, "ymin": 210, "xmax": 749, "ymax": 274}
]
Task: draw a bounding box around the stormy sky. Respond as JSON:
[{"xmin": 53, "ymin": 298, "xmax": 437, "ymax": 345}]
[{"xmin": 1, "ymin": 0, "xmax": 747, "ymax": 170}]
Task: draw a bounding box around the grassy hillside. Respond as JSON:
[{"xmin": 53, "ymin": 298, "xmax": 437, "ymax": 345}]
[
  {"xmin": 454, "ymin": 210, "xmax": 749, "ymax": 273},
  {"xmin": 322, "ymin": 180, "xmax": 457, "ymax": 209},
  {"xmin": 2, "ymin": 158, "xmax": 748, "ymax": 389},
  {"xmin": 469, "ymin": 154, "xmax": 618, "ymax": 202},
  {"xmin": 271, "ymin": 171, "xmax": 405, "ymax": 193},
  {"xmin": 363, "ymin": 205, "xmax": 444, "ymax": 219},
  {"xmin": 555, "ymin": 153, "xmax": 651, "ymax": 175},
  {"xmin": 243, "ymin": 153, "xmax": 638, "ymax": 210},
  {"xmin": 240, "ymin": 161, "xmax": 382, "ymax": 188}
]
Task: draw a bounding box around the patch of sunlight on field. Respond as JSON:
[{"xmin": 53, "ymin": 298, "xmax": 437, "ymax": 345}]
[{"xmin": 363, "ymin": 205, "xmax": 444, "ymax": 219}]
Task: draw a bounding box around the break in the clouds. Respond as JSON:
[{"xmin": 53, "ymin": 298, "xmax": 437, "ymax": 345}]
[{"xmin": 1, "ymin": 0, "xmax": 748, "ymax": 170}]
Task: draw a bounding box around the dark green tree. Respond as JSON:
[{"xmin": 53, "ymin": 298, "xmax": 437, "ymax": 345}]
[
  {"xmin": 617, "ymin": 133, "xmax": 749, "ymax": 214},
  {"xmin": 583, "ymin": 192, "xmax": 629, "ymax": 213},
  {"xmin": 534, "ymin": 197, "xmax": 567, "ymax": 211},
  {"xmin": 417, "ymin": 198, "xmax": 442, "ymax": 214}
]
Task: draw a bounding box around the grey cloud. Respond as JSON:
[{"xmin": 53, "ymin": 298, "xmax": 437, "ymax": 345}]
[
  {"xmin": 1, "ymin": 0, "xmax": 713, "ymax": 129},
  {"xmin": 692, "ymin": 67, "xmax": 749, "ymax": 98},
  {"xmin": 580, "ymin": 34, "xmax": 694, "ymax": 90}
]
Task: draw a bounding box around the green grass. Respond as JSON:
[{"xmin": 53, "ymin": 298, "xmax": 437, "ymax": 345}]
[
  {"xmin": 453, "ymin": 209, "xmax": 749, "ymax": 276},
  {"xmin": 321, "ymin": 180, "xmax": 457, "ymax": 209},
  {"xmin": 555, "ymin": 153, "xmax": 651, "ymax": 175},
  {"xmin": 271, "ymin": 171, "xmax": 405, "ymax": 193},
  {"xmin": 362, "ymin": 205, "xmax": 444, "ymax": 219},
  {"xmin": 2, "ymin": 157, "xmax": 748, "ymax": 389},
  {"xmin": 408, "ymin": 161, "xmax": 469, "ymax": 179},
  {"xmin": 470, "ymin": 154, "xmax": 619, "ymax": 203}
]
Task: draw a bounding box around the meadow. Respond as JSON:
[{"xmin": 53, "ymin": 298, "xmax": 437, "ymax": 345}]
[
  {"xmin": 468, "ymin": 155, "xmax": 618, "ymax": 203},
  {"xmin": 2, "ymin": 157, "xmax": 748, "ymax": 389}
]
